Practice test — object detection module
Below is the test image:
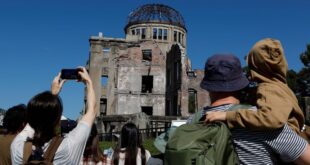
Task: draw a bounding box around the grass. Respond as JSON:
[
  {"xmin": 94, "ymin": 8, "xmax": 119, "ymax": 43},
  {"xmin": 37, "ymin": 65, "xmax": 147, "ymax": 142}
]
[{"xmin": 100, "ymin": 138, "xmax": 161, "ymax": 155}]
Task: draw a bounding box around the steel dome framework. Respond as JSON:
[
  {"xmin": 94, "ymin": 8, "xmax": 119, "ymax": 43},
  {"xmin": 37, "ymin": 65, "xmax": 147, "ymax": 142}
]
[{"xmin": 125, "ymin": 4, "xmax": 186, "ymax": 31}]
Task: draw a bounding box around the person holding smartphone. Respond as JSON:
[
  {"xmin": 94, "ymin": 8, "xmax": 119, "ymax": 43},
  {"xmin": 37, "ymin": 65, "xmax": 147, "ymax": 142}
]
[{"xmin": 11, "ymin": 67, "xmax": 97, "ymax": 165}]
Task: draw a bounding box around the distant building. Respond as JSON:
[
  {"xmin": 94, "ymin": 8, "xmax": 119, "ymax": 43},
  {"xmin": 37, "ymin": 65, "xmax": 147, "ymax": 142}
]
[{"xmin": 86, "ymin": 4, "xmax": 209, "ymax": 132}]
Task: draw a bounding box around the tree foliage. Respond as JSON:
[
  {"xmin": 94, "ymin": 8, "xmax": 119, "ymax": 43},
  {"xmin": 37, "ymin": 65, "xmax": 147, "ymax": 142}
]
[
  {"xmin": 297, "ymin": 68, "xmax": 310, "ymax": 97},
  {"xmin": 287, "ymin": 69, "xmax": 298, "ymax": 93},
  {"xmin": 300, "ymin": 44, "xmax": 310, "ymax": 67},
  {"xmin": 297, "ymin": 44, "xmax": 310, "ymax": 97}
]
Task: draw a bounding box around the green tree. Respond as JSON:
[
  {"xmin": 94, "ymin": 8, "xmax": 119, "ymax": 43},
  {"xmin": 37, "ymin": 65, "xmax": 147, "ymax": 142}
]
[
  {"xmin": 297, "ymin": 68, "xmax": 310, "ymax": 96},
  {"xmin": 300, "ymin": 44, "xmax": 310, "ymax": 67},
  {"xmin": 297, "ymin": 44, "xmax": 310, "ymax": 97},
  {"xmin": 287, "ymin": 69, "xmax": 298, "ymax": 93}
]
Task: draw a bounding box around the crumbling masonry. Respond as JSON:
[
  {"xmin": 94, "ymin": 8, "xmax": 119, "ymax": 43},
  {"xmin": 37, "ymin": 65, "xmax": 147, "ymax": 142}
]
[{"xmin": 87, "ymin": 4, "xmax": 210, "ymax": 133}]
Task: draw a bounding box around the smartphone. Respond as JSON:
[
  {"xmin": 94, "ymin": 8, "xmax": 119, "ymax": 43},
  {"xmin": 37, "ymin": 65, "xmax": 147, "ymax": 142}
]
[{"xmin": 61, "ymin": 69, "xmax": 81, "ymax": 80}]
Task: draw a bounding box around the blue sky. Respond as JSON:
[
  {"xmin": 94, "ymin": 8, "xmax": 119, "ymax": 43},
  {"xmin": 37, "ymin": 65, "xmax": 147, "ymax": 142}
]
[{"xmin": 1, "ymin": 0, "xmax": 310, "ymax": 119}]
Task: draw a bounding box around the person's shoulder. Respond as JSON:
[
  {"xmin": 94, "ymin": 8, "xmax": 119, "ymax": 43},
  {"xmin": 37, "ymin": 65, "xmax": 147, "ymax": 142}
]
[{"xmin": 65, "ymin": 120, "xmax": 91, "ymax": 137}]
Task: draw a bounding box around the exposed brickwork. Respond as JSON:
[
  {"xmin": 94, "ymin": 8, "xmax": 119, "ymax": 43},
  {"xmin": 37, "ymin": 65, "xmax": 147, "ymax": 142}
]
[{"xmin": 86, "ymin": 4, "xmax": 210, "ymax": 133}]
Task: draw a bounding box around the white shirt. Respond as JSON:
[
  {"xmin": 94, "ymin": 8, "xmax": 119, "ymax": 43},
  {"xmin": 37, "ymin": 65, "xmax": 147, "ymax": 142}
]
[{"xmin": 11, "ymin": 121, "xmax": 91, "ymax": 165}]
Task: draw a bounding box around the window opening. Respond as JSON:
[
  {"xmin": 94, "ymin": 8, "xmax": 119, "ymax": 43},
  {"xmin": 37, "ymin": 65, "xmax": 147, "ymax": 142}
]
[
  {"xmin": 187, "ymin": 71, "xmax": 196, "ymax": 78},
  {"xmin": 101, "ymin": 76, "xmax": 108, "ymax": 86},
  {"xmin": 141, "ymin": 76, "xmax": 153, "ymax": 93},
  {"xmin": 158, "ymin": 28, "xmax": 162, "ymax": 40},
  {"xmin": 100, "ymin": 98, "xmax": 107, "ymax": 115},
  {"xmin": 136, "ymin": 28, "xmax": 141, "ymax": 36},
  {"xmin": 163, "ymin": 29, "xmax": 168, "ymax": 40},
  {"xmin": 153, "ymin": 28, "xmax": 157, "ymax": 39},
  {"xmin": 141, "ymin": 28, "xmax": 146, "ymax": 39},
  {"xmin": 141, "ymin": 106, "xmax": 153, "ymax": 116},
  {"xmin": 173, "ymin": 31, "xmax": 177, "ymax": 42},
  {"xmin": 188, "ymin": 89, "xmax": 197, "ymax": 114},
  {"xmin": 101, "ymin": 67, "xmax": 108, "ymax": 76},
  {"xmin": 142, "ymin": 49, "xmax": 152, "ymax": 61},
  {"xmin": 102, "ymin": 48, "xmax": 110, "ymax": 58},
  {"xmin": 165, "ymin": 100, "xmax": 170, "ymax": 115},
  {"xmin": 103, "ymin": 48, "xmax": 110, "ymax": 52}
]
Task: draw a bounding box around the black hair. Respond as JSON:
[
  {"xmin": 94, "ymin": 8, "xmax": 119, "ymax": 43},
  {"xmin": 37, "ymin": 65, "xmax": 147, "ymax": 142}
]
[
  {"xmin": 27, "ymin": 91, "xmax": 63, "ymax": 147},
  {"xmin": 3, "ymin": 104, "xmax": 27, "ymax": 134},
  {"xmin": 113, "ymin": 122, "xmax": 146, "ymax": 165},
  {"xmin": 83, "ymin": 124, "xmax": 105, "ymax": 163}
]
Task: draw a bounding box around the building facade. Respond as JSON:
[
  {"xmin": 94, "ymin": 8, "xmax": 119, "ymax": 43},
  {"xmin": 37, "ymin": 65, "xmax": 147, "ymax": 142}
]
[{"xmin": 87, "ymin": 4, "xmax": 209, "ymax": 128}]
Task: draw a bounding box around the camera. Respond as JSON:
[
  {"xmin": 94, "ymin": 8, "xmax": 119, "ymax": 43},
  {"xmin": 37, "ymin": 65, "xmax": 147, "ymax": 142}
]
[{"xmin": 61, "ymin": 69, "xmax": 81, "ymax": 80}]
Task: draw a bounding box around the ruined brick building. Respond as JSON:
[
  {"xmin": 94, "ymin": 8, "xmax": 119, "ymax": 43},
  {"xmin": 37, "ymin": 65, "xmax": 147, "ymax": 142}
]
[{"xmin": 87, "ymin": 4, "xmax": 209, "ymax": 126}]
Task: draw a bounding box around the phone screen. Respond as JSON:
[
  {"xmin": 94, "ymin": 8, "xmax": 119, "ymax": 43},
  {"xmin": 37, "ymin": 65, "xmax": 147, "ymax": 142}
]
[{"xmin": 61, "ymin": 69, "xmax": 80, "ymax": 79}]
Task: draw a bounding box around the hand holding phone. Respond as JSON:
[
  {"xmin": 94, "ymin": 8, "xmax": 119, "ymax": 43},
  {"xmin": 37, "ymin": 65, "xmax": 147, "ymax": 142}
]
[
  {"xmin": 51, "ymin": 73, "xmax": 66, "ymax": 95},
  {"xmin": 60, "ymin": 69, "xmax": 81, "ymax": 80}
]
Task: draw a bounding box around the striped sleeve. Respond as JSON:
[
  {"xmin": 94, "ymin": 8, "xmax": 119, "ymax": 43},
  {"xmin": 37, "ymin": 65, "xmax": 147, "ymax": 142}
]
[{"xmin": 266, "ymin": 124, "xmax": 308, "ymax": 162}]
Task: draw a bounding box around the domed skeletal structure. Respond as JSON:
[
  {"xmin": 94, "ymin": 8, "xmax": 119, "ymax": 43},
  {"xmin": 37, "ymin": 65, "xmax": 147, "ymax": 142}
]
[{"xmin": 125, "ymin": 4, "xmax": 186, "ymax": 31}]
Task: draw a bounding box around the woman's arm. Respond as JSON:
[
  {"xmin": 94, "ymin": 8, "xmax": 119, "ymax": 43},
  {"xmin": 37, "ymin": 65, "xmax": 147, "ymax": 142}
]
[
  {"xmin": 77, "ymin": 67, "xmax": 97, "ymax": 127},
  {"xmin": 50, "ymin": 67, "xmax": 97, "ymax": 126}
]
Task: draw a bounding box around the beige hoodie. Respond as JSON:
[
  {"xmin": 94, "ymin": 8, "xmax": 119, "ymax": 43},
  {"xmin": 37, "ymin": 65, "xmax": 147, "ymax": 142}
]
[{"xmin": 226, "ymin": 38, "xmax": 305, "ymax": 134}]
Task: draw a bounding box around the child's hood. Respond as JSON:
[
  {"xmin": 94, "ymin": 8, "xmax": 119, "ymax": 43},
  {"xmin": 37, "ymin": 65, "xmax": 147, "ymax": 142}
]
[{"xmin": 247, "ymin": 38, "xmax": 288, "ymax": 84}]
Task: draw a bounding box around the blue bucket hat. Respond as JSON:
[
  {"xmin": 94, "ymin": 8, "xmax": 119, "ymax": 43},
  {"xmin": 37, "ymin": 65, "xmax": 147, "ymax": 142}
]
[{"xmin": 200, "ymin": 54, "xmax": 249, "ymax": 92}]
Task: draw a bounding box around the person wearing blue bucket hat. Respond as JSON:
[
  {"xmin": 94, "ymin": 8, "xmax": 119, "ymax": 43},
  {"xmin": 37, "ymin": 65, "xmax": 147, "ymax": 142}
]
[
  {"xmin": 200, "ymin": 54, "xmax": 249, "ymax": 92},
  {"xmin": 187, "ymin": 53, "xmax": 310, "ymax": 164}
]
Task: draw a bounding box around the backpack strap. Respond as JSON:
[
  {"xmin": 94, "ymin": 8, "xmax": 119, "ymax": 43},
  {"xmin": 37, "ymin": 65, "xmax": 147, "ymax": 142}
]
[
  {"xmin": 23, "ymin": 141, "xmax": 33, "ymax": 164},
  {"xmin": 22, "ymin": 136, "xmax": 63, "ymax": 164},
  {"xmin": 43, "ymin": 136, "xmax": 64, "ymax": 162}
]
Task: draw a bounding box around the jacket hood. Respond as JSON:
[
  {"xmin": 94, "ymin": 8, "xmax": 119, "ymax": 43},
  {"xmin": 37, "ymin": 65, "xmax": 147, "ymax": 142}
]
[{"xmin": 247, "ymin": 38, "xmax": 288, "ymax": 84}]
